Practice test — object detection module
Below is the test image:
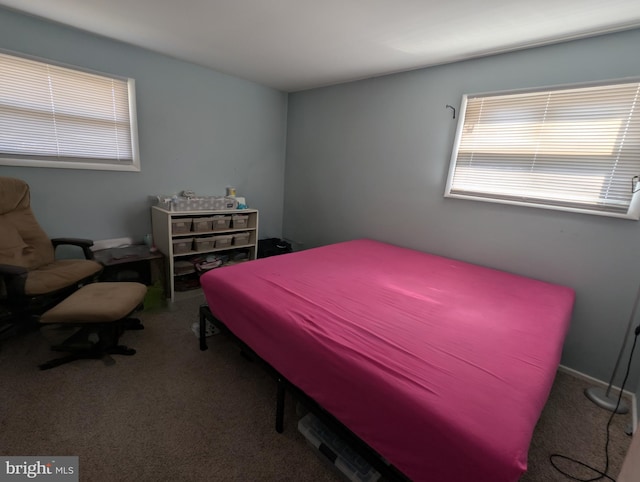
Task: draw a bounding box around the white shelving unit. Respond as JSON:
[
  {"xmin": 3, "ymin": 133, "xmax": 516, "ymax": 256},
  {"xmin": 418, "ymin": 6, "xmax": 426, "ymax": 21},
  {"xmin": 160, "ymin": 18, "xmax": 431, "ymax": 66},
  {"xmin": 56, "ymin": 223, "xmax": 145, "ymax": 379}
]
[{"xmin": 151, "ymin": 206, "xmax": 259, "ymax": 302}]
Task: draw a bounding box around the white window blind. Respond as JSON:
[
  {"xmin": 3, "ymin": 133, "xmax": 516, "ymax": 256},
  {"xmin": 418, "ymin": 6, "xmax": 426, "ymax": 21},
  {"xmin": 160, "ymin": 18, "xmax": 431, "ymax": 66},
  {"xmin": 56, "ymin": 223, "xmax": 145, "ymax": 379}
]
[
  {"xmin": 0, "ymin": 51, "xmax": 139, "ymax": 171},
  {"xmin": 445, "ymin": 80, "xmax": 640, "ymax": 219}
]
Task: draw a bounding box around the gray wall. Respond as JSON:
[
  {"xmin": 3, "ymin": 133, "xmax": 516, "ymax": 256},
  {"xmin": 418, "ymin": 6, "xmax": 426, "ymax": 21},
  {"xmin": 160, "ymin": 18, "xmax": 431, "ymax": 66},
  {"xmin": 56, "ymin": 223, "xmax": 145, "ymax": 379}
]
[
  {"xmin": 285, "ymin": 28, "xmax": 640, "ymax": 392},
  {"xmin": 0, "ymin": 7, "xmax": 287, "ymax": 242}
]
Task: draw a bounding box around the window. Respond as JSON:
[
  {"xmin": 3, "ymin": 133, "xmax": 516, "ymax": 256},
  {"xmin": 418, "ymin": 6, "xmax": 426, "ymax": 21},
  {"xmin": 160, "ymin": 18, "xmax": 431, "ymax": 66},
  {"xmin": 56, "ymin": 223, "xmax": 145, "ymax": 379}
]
[
  {"xmin": 445, "ymin": 79, "xmax": 640, "ymax": 219},
  {"xmin": 0, "ymin": 50, "xmax": 139, "ymax": 171}
]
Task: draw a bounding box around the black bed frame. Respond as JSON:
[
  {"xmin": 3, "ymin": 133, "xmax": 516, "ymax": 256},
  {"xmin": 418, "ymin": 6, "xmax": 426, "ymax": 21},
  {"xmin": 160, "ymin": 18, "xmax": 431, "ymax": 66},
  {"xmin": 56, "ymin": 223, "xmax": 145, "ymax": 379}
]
[{"xmin": 198, "ymin": 304, "xmax": 410, "ymax": 482}]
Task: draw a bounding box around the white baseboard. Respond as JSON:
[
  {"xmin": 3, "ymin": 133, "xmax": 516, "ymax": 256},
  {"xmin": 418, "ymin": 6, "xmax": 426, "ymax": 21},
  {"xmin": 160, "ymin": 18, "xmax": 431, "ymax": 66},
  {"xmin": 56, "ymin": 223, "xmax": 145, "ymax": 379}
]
[{"xmin": 559, "ymin": 364, "xmax": 638, "ymax": 432}]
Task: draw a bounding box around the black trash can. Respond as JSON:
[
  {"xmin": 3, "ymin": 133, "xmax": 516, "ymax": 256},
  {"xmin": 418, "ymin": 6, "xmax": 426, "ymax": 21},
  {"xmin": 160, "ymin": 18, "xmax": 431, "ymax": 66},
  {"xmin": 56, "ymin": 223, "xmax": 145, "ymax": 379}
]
[{"xmin": 258, "ymin": 238, "xmax": 292, "ymax": 258}]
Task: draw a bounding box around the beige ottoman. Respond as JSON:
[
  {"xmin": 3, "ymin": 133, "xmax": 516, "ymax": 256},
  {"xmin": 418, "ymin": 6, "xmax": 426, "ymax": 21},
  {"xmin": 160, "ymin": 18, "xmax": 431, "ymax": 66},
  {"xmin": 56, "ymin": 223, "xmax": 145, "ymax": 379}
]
[{"xmin": 39, "ymin": 282, "xmax": 147, "ymax": 370}]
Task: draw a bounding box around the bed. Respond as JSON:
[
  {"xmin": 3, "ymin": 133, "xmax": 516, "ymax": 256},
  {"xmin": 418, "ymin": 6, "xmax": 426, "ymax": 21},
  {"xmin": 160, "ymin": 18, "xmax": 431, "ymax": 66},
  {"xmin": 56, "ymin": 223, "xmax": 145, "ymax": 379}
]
[{"xmin": 199, "ymin": 239, "xmax": 575, "ymax": 481}]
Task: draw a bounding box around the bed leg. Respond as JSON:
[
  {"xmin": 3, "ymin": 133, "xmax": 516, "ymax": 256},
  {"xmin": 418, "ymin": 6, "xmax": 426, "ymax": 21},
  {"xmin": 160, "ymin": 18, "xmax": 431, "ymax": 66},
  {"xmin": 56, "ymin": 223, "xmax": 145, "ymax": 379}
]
[
  {"xmin": 276, "ymin": 378, "xmax": 285, "ymax": 433},
  {"xmin": 199, "ymin": 304, "xmax": 208, "ymax": 351}
]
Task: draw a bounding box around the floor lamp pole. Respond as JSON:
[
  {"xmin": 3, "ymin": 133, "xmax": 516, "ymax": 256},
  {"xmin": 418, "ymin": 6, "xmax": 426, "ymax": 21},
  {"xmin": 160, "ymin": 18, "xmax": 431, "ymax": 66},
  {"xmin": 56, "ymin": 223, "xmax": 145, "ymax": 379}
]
[{"xmin": 584, "ymin": 281, "xmax": 640, "ymax": 414}]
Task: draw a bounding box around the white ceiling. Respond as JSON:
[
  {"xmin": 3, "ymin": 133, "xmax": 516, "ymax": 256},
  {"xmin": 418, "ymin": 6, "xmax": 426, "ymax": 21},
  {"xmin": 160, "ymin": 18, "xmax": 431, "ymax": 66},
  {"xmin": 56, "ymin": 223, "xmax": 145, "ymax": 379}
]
[{"xmin": 1, "ymin": 0, "xmax": 640, "ymax": 92}]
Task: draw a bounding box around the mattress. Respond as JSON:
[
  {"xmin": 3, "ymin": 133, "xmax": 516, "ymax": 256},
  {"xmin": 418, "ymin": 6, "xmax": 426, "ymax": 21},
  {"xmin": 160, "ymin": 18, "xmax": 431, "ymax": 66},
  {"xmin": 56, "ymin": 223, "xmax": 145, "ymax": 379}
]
[{"xmin": 200, "ymin": 239, "xmax": 575, "ymax": 481}]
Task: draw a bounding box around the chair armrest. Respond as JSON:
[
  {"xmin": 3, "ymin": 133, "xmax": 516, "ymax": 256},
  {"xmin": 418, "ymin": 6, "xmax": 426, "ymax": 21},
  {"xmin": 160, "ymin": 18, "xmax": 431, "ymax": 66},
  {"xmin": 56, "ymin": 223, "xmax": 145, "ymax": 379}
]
[
  {"xmin": 51, "ymin": 238, "xmax": 95, "ymax": 260},
  {"xmin": 0, "ymin": 264, "xmax": 28, "ymax": 297},
  {"xmin": 0, "ymin": 264, "xmax": 28, "ymax": 276}
]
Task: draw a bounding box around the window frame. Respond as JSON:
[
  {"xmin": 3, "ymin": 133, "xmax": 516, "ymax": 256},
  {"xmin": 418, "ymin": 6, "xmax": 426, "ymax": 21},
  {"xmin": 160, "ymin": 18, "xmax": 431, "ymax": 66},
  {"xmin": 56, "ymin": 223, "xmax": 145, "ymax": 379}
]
[
  {"xmin": 0, "ymin": 49, "xmax": 140, "ymax": 172},
  {"xmin": 444, "ymin": 78, "xmax": 640, "ymax": 220}
]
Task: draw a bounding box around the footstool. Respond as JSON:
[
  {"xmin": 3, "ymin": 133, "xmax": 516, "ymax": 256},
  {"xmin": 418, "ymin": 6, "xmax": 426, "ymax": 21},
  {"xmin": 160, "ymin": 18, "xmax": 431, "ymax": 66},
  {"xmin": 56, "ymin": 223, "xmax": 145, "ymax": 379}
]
[{"xmin": 38, "ymin": 282, "xmax": 148, "ymax": 370}]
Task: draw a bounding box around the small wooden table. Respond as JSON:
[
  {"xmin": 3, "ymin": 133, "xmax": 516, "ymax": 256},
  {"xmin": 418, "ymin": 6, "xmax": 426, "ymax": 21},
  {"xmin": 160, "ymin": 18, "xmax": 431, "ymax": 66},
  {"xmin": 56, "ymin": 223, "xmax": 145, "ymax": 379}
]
[{"xmin": 93, "ymin": 245, "xmax": 164, "ymax": 289}]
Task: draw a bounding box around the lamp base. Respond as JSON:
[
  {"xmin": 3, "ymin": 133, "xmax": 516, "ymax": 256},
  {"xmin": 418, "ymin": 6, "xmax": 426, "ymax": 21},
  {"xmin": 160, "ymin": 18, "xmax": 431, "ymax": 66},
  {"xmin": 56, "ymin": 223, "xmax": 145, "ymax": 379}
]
[{"xmin": 584, "ymin": 386, "xmax": 629, "ymax": 414}]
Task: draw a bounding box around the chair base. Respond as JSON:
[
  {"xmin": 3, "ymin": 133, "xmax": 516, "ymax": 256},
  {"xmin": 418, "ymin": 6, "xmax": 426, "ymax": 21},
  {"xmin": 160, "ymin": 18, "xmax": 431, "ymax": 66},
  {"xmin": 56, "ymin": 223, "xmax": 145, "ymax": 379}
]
[
  {"xmin": 39, "ymin": 344, "xmax": 137, "ymax": 370},
  {"xmin": 39, "ymin": 317, "xmax": 143, "ymax": 370},
  {"xmin": 37, "ymin": 282, "xmax": 147, "ymax": 370}
]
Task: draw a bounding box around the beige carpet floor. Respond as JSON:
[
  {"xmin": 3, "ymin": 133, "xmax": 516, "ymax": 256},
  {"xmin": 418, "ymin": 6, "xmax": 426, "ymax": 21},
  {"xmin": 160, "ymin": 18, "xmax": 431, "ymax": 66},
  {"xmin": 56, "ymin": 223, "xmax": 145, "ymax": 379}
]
[{"xmin": 0, "ymin": 294, "xmax": 634, "ymax": 481}]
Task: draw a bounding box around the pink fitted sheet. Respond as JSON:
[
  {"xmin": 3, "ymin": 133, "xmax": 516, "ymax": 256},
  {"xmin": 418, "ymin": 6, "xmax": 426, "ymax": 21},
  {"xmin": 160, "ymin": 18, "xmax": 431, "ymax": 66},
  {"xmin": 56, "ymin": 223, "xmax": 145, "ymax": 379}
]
[{"xmin": 200, "ymin": 239, "xmax": 575, "ymax": 482}]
